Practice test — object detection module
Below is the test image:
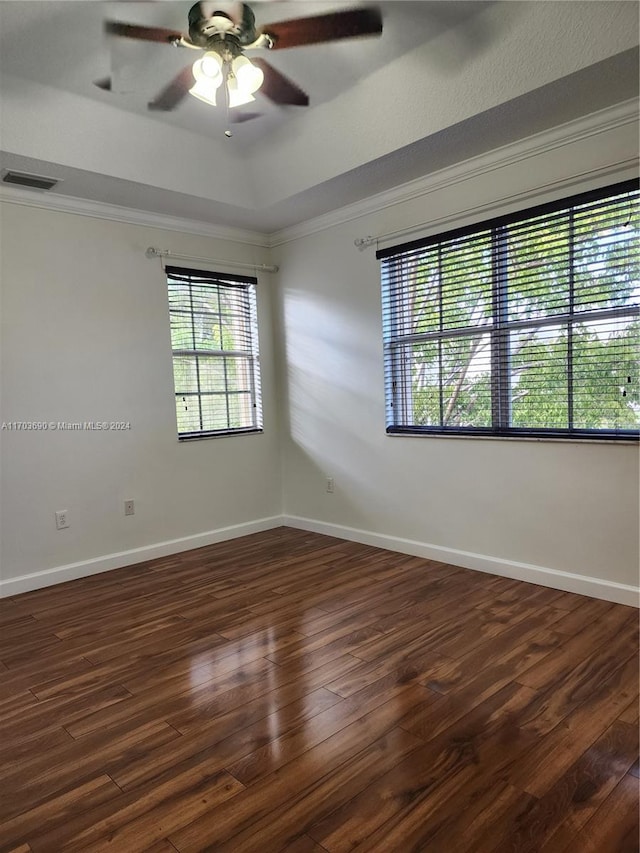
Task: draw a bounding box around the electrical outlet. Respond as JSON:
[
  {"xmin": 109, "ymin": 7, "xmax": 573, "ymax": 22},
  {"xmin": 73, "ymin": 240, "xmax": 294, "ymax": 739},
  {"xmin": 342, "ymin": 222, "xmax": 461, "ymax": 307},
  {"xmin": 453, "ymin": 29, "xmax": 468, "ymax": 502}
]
[
  {"xmin": 55, "ymin": 510, "xmax": 69, "ymax": 530},
  {"xmin": 326, "ymin": 477, "xmax": 334, "ymax": 493},
  {"xmin": 124, "ymin": 500, "xmax": 135, "ymax": 516}
]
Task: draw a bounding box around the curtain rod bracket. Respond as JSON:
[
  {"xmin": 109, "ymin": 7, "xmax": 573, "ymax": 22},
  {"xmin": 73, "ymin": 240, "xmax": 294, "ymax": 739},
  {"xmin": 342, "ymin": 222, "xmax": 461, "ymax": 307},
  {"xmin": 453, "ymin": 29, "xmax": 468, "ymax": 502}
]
[
  {"xmin": 354, "ymin": 236, "xmax": 376, "ymax": 249},
  {"xmin": 145, "ymin": 246, "xmax": 279, "ymax": 274}
]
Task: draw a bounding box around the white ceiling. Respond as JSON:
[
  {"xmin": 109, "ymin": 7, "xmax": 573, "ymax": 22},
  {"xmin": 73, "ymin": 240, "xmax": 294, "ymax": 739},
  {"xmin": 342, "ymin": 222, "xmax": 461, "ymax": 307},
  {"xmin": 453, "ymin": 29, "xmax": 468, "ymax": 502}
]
[{"xmin": 0, "ymin": 1, "xmax": 638, "ymax": 234}]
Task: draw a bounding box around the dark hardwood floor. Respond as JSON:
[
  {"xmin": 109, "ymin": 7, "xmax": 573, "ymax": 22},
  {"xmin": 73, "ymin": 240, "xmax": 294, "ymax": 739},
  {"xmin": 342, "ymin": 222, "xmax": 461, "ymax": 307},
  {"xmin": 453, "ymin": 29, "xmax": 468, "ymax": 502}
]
[{"xmin": 0, "ymin": 526, "xmax": 638, "ymax": 852}]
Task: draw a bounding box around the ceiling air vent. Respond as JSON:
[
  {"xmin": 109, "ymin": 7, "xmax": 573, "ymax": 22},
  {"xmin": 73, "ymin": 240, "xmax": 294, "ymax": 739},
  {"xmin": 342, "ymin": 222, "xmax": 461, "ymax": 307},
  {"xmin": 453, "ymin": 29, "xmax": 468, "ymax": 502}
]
[{"xmin": 2, "ymin": 170, "xmax": 59, "ymax": 191}]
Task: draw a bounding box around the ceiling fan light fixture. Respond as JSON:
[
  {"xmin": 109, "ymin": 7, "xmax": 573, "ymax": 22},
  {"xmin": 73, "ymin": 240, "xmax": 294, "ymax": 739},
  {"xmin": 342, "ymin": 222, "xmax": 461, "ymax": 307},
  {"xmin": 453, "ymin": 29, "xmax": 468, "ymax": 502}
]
[
  {"xmin": 105, "ymin": 3, "xmax": 383, "ymax": 117},
  {"xmin": 231, "ymin": 55, "xmax": 264, "ymax": 95}
]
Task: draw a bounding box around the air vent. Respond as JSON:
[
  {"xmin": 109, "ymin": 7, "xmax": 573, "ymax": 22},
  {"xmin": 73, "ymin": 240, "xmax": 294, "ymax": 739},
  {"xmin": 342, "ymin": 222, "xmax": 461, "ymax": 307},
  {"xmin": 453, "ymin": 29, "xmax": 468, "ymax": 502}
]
[{"xmin": 2, "ymin": 170, "xmax": 59, "ymax": 191}]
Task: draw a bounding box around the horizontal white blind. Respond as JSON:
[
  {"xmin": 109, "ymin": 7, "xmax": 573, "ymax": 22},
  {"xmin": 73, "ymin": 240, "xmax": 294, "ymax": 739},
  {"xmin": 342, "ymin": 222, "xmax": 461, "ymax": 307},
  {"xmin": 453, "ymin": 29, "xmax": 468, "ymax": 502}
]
[
  {"xmin": 167, "ymin": 266, "xmax": 262, "ymax": 439},
  {"xmin": 379, "ymin": 180, "xmax": 639, "ymax": 439}
]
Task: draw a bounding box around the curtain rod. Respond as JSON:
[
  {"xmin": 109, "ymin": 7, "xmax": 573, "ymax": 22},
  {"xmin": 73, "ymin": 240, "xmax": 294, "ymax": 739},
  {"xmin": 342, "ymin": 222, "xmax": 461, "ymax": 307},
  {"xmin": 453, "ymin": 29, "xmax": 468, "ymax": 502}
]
[
  {"xmin": 145, "ymin": 246, "xmax": 279, "ymax": 274},
  {"xmin": 353, "ymin": 169, "xmax": 639, "ymax": 252}
]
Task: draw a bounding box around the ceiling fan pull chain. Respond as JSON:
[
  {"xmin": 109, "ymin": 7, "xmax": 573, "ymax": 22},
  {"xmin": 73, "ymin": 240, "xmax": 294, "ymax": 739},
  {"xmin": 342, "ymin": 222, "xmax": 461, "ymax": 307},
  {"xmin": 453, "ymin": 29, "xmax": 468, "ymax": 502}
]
[{"xmin": 224, "ymin": 65, "xmax": 233, "ymax": 137}]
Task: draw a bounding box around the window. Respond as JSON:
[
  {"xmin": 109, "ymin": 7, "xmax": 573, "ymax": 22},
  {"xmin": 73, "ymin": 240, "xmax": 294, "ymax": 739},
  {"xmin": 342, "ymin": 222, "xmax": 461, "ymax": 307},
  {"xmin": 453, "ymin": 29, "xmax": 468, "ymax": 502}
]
[
  {"xmin": 379, "ymin": 180, "xmax": 639, "ymax": 440},
  {"xmin": 167, "ymin": 266, "xmax": 262, "ymax": 439}
]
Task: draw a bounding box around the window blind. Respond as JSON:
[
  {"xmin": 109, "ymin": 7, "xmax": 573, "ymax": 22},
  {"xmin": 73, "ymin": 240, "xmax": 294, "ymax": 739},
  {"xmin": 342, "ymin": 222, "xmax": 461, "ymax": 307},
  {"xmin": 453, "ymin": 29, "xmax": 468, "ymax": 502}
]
[
  {"xmin": 167, "ymin": 266, "xmax": 263, "ymax": 439},
  {"xmin": 379, "ymin": 180, "xmax": 640, "ymax": 439}
]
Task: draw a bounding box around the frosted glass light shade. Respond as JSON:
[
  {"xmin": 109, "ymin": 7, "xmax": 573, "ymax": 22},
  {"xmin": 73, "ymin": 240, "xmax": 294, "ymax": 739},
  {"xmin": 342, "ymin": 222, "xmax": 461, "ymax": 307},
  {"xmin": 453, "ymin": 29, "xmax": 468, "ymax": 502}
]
[
  {"xmin": 190, "ymin": 51, "xmax": 223, "ymax": 105},
  {"xmin": 189, "ymin": 79, "xmax": 218, "ymax": 105},
  {"xmin": 200, "ymin": 52, "xmax": 223, "ymax": 80},
  {"xmin": 192, "ymin": 52, "xmax": 223, "ymax": 85},
  {"xmin": 227, "ymin": 75, "xmax": 255, "ymax": 108},
  {"xmin": 231, "ymin": 56, "xmax": 264, "ymax": 94}
]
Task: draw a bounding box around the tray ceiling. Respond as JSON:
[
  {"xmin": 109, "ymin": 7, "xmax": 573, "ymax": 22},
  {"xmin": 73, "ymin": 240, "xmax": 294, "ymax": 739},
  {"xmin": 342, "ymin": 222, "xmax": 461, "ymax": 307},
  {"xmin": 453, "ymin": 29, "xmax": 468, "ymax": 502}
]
[{"xmin": 0, "ymin": 1, "xmax": 638, "ymax": 233}]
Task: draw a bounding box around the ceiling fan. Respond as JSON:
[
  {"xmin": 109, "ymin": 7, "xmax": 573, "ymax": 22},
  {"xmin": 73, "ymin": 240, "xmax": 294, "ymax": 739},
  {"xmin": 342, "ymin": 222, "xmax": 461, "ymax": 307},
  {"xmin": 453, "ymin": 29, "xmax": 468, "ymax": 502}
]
[{"xmin": 102, "ymin": 2, "xmax": 383, "ymax": 116}]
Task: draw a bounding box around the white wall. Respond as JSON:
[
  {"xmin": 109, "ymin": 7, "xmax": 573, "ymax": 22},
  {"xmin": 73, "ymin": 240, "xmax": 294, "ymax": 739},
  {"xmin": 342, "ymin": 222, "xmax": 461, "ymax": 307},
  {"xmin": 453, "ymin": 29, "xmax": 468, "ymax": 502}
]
[
  {"xmin": 0, "ymin": 204, "xmax": 282, "ymax": 594},
  {"xmin": 1, "ymin": 109, "xmax": 638, "ymax": 605},
  {"xmin": 272, "ymin": 114, "xmax": 640, "ymax": 603}
]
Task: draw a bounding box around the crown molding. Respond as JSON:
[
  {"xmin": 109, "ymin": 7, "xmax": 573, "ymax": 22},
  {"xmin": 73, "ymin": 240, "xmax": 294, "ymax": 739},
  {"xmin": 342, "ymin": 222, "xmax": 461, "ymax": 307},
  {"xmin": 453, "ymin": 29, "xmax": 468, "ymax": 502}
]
[
  {"xmin": 268, "ymin": 99, "xmax": 640, "ymax": 247},
  {"xmin": 1, "ymin": 99, "xmax": 637, "ymax": 252},
  {"xmin": 350, "ymin": 158, "xmax": 639, "ymax": 254},
  {"xmin": 0, "ymin": 184, "xmax": 270, "ymax": 248}
]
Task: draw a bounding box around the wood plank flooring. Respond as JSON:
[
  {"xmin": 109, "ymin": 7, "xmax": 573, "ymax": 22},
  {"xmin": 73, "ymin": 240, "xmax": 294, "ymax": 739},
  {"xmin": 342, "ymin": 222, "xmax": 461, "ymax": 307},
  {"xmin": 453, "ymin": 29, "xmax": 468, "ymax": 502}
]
[{"xmin": 0, "ymin": 526, "xmax": 638, "ymax": 852}]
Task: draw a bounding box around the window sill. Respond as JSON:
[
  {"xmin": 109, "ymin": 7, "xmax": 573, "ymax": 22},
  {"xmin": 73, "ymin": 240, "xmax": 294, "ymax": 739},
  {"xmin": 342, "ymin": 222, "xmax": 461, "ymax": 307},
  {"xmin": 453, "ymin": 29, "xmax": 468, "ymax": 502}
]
[
  {"xmin": 386, "ymin": 428, "xmax": 638, "ymax": 445},
  {"xmin": 178, "ymin": 428, "xmax": 264, "ymax": 442}
]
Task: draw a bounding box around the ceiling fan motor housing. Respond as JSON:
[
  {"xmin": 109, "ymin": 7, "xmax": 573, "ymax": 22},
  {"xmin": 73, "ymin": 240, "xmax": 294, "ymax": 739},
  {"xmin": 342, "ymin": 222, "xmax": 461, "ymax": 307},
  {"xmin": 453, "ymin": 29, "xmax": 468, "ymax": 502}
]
[{"xmin": 188, "ymin": 2, "xmax": 257, "ymax": 48}]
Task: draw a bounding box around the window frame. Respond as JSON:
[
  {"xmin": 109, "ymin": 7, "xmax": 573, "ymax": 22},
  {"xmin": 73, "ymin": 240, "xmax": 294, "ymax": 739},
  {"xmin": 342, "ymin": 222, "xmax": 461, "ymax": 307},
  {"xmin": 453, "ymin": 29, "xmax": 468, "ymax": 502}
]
[
  {"xmin": 166, "ymin": 265, "xmax": 263, "ymax": 441},
  {"xmin": 379, "ymin": 179, "xmax": 640, "ymax": 442}
]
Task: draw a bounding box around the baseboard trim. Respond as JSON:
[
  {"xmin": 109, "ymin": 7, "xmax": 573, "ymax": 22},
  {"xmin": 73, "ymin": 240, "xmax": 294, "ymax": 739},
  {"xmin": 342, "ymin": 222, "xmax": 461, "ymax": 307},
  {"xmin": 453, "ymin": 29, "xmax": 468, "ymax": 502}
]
[
  {"xmin": 283, "ymin": 515, "xmax": 640, "ymax": 607},
  {"xmin": 4, "ymin": 513, "xmax": 637, "ymax": 606},
  {"xmin": 0, "ymin": 516, "xmax": 285, "ymax": 598}
]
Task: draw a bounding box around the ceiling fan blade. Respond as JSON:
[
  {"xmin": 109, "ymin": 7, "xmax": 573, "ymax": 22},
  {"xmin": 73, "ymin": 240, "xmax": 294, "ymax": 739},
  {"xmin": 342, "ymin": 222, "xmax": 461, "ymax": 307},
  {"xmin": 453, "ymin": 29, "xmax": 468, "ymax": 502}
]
[
  {"xmin": 105, "ymin": 20, "xmax": 183, "ymax": 44},
  {"xmin": 148, "ymin": 65, "xmax": 194, "ymax": 111},
  {"xmin": 261, "ymin": 7, "xmax": 382, "ymax": 50},
  {"xmin": 251, "ymin": 58, "xmax": 308, "ymax": 106}
]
